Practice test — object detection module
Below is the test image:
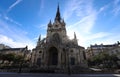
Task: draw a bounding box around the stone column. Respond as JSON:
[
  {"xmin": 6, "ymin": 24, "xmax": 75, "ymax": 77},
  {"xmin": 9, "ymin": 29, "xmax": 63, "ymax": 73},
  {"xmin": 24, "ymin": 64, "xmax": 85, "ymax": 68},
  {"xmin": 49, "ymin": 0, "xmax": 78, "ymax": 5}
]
[
  {"xmin": 44, "ymin": 50, "xmax": 47, "ymax": 67},
  {"xmin": 58, "ymin": 50, "xmax": 61, "ymax": 68},
  {"xmin": 77, "ymin": 50, "xmax": 80, "ymax": 64}
]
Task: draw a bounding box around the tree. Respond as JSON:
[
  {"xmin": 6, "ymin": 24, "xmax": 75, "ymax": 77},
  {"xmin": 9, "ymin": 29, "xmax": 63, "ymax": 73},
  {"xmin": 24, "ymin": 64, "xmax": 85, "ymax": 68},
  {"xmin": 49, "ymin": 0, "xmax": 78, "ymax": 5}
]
[
  {"xmin": 0, "ymin": 53, "xmax": 3, "ymax": 60},
  {"xmin": 0, "ymin": 53, "xmax": 6, "ymax": 64},
  {"xmin": 88, "ymin": 52, "xmax": 119, "ymax": 69},
  {"xmin": 5, "ymin": 53, "xmax": 15, "ymax": 64},
  {"xmin": 0, "ymin": 53, "xmax": 3, "ymax": 64},
  {"xmin": 14, "ymin": 55, "xmax": 24, "ymax": 64}
]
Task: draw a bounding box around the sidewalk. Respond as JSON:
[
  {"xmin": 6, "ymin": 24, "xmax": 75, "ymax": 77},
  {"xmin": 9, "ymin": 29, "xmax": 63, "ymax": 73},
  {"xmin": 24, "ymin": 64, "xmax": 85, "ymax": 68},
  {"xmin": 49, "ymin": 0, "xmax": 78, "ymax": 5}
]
[{"xmin": 0, "ymin": 72, "xmax": 120, "ymax": 77}]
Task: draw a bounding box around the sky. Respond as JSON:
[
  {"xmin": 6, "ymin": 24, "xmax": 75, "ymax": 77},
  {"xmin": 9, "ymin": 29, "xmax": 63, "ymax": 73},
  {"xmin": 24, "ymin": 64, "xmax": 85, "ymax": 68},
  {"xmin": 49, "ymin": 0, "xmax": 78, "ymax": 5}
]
[{"xmin": 0, "ymin": 0, "xmax": 120, "ymax": 49}]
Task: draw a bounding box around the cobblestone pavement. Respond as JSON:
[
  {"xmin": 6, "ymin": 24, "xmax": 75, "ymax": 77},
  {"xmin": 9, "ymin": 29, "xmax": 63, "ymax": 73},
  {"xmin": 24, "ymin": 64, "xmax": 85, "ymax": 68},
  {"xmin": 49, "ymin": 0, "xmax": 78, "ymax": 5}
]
[{"xmin": 0, "ymin": 73, "xmax": 120, "ymax": 77}]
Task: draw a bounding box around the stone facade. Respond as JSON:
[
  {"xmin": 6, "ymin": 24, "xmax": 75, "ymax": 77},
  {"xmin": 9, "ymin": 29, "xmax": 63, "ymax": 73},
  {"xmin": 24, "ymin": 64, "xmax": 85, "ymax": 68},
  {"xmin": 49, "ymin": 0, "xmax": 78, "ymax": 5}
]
[
  {"xmin": 86, "ymin": 41, "xmax": 120, "ymax": 59},
  {"xmin": 31, "ymin": 5, "xmax": 87, "ymax": 69},
  {"xmin": 0, "ymin": 46, "xmax": 30, "ymax": 61},
  {"xmin": 0, "ymin": 44, "xmax": 10, "ymax": 50}
]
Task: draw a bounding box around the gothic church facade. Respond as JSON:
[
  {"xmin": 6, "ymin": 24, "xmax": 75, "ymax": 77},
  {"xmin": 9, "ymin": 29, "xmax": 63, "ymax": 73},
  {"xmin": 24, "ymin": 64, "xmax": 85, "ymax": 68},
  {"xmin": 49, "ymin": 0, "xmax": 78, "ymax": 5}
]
[{"xmin": 31, "ymin": 5, "xmax": 86, "ymax": 69}]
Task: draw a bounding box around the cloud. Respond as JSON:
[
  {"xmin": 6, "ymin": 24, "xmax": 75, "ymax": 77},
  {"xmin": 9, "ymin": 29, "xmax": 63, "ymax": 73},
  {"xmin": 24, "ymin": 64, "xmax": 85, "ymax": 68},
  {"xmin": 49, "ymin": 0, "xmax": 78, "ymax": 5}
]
[
  {"xmin": 7, "ymin": 0, "xmax": 22, "ymax": 12},
  {"xmin": 38, "ymin": 0, "xmax": 45, "ymax": 16},
  {"xmin": 0, "ymin": 34, "xmax": 25, "ymax": 47},
  {"xmin": 64, "ymin": 0, "xmax": 97, "ymax": 33},
  {"xmin": 40, "ymin": 0, "xmax": 44, "ymax": 9},
  {"xmin": 72, "ymin": 13, "xmax": 96, "ymax": 33},
  {"xmin": 67, "ymin": 26, "xmax": 110, "ymax": 48},
  {"xmin": 0, "ymin": 0, "xmax": 23, "ymax": 26},
  {"xmin": 99, "ymin": 4, "xmax": 109, "ymax": 13},
  {"xmin": 114, "ymin": 0, "xmax": 120, "ymax": 5},
  {"xmin": 0, "ymin": 0, "xmax": 35, "ymax": 50},
  {"xmin": 37, "ymin": 24, "xmax": 47, "ymax": 30},
  {"xmin": 97, "ymin": 0, "xmax": 120, "ymax": 16},
  {"xmin": 112, "ymin": 0, "xmax": 120, "ymax": 16},
  {"xmin": 0, "ymin": 19, "xmax": 35, "ymax": 50},
  {"xmin": 0, "ymin": 34, "xmax": 35, "ymax": 49},
  {"xmin": 64, "ymin": 0, "xmax": 98, "ymax": 47},
  {"xmin": 86, "ymin": 32, "xmax": 110, "ymax": 41},
  {"xmin": 33, "ymin": 34, "xmax": 46, "ymax": 41},
  {"xmin": 63, "ymin": 0, "xmax": 120, "ymax": 48},
  {"xmin": 63, "ymin": 0, "xmax": 84, "ymax": 21},
  {"xmin": 88, "ymin": 32, "xmax": 120, "ymax": 46},
  {"xmin": 4, "ymin": 15, "xmax": 22, "ymax": 26}
]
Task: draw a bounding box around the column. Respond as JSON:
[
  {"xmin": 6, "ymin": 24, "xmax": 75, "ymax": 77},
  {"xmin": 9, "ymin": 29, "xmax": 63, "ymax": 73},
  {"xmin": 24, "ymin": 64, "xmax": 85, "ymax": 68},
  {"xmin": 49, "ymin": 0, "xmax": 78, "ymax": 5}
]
[{"xmin": 58, "ymin": 50, "xmax": 61, "ymax": 68}]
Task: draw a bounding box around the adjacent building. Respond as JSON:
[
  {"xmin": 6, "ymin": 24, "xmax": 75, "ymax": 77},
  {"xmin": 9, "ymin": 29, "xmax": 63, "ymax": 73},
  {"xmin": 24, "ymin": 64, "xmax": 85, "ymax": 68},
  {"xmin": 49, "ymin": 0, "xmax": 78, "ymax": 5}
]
[
  {"xmin": 86, "ymin": 41, "xmax": 120, "ymax": 59},
  {"xmin": 0, "ymin": 45, "xmax": 30, "ymax": 62},
  {"xmin": 0, "ymin": 44, "xmax": 10, "ymax": 50}
]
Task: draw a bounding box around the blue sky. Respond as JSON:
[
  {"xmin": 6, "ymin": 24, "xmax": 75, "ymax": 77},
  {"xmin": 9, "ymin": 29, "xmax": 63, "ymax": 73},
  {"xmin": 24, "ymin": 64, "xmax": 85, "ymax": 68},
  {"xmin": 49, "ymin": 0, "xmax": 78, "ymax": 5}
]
[{"xmin": 0, "ymin": 0, "xmax": 120, "ymax": 49}]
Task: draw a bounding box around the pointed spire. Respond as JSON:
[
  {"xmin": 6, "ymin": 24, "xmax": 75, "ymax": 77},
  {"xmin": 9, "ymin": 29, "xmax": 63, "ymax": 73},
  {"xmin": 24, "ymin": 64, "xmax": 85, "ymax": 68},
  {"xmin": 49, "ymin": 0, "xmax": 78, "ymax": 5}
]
[
  {"xmin": 48, "ymin": 20, "xmax": 52, "ymax": 25},
  {"xmin": 62, "ymin": 18, "xmax": 64, "ymax": 23},
  {"xmin": 49, "ymin": 20, "xmax": 51, "ymax": 24},
  {"xmin": 38, "ymin": 35, "xmax": 41, "ymax": 41},
  {"xmin": 74, "ymin": 32, "xmax": 77, "ymax": 39},
  {"xmin": 48, "ymin": 20, "xmax": 52, "ymax": 27},
  {"xmin": 62, "ymin": 18, "xmax": 66, "ymax": 25},
  {"xmin": 55, "ymin": 4, "xmax": 61, "ymax": 22},
  {"xmin": 25, "ymin": 45, "xmax": 28, "ymax": 50},
  {"xmin": 74, "ymin": 32, "xmax": 78, "ymax": 45}
]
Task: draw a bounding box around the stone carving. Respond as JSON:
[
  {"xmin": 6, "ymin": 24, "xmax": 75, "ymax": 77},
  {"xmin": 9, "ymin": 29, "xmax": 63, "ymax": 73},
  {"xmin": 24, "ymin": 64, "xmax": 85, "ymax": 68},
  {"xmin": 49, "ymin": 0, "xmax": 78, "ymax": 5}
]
[{"xmin": 52, "ymin": 33, "xmax": 61, "ymax": 44}]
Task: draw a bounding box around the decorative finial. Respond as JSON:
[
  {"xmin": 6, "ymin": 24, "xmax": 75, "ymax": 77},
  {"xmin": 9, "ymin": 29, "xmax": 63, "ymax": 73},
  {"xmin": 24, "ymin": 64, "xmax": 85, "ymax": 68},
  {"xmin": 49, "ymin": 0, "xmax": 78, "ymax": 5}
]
[{"xmin": 74, "ymin": 32, "xmax": 77, "ymax": 39}]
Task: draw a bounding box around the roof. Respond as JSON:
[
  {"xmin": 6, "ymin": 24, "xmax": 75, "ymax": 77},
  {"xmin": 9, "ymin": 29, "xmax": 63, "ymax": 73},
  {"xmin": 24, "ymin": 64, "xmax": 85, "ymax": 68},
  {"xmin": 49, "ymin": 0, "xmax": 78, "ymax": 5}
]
[
  {"xmin": 0, "ymin": 47, "xmax": 26, "ymax": 52},
  {"xmin": 91, "ymin": 44, "xmax": 118, "ymax": 48}
]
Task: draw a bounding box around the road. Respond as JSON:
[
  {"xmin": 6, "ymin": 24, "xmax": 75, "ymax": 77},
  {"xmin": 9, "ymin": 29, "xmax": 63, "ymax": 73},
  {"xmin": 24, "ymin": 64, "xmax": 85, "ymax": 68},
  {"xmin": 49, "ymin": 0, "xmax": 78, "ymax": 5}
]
[{"xmin": 0, "ymin": 73, "xmax": 120, "ymax": 77}]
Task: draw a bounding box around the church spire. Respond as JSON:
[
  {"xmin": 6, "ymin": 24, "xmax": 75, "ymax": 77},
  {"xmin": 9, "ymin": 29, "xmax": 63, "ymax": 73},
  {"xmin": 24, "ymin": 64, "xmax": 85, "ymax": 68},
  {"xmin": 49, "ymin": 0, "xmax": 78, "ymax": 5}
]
[
  {"xmin": 74, "ymin": 32, "xmax": 77, "ymax": 39},
  {"xmin": 74, "ymin": 32, "xmax": 78, "ymax": 45},
  {"xmin": 37, "ymin": 35, "xmax": 41, "ymax": 46},
  {"xmin": 38, "ymin": 35, "xmax": 41, "ymax": 42},
  {"xmin": 48, "ymin": 20, "xmax": 52, "ymax": 26},
  {"xmin": 55, "ymin": 4, "xmax": 61, "ymax": 22}
]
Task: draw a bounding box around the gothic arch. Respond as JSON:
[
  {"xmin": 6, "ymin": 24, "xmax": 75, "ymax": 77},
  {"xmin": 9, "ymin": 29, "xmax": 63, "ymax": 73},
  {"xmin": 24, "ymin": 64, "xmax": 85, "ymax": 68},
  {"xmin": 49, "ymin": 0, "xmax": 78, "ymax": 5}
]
[{"xmin": 48, "ymin": 47, "xmax": 58, "ymax": 65}]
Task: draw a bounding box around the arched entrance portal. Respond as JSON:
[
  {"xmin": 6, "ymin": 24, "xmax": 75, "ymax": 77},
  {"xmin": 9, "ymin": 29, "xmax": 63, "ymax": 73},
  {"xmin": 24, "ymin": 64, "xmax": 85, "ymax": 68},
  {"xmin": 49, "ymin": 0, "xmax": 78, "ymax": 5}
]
[{"xmin": 48, "ymin": 47, "xmax": 58, "ymax": 65}]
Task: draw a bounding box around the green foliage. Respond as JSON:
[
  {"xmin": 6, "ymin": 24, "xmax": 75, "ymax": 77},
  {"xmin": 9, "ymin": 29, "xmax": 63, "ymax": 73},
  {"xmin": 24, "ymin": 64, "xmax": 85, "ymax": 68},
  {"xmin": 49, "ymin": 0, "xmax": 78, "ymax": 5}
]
[
  {"xmin": 0, "ymin": 53, "xmax": 30, "ymax": 69},
  {"xmin": 0, "ymin": 53, "xmax": 25, "ymax": 64},
  {"xmin": 14, "ymin": 55, "xmax": 25, "ymax": 63},
  {"xmin": 88, "ymin": 52, "xmax": 119, "ymax": 69},
  {"xmin": 5, "ymin": 53, "xmax": 15, "ymax": 62}
]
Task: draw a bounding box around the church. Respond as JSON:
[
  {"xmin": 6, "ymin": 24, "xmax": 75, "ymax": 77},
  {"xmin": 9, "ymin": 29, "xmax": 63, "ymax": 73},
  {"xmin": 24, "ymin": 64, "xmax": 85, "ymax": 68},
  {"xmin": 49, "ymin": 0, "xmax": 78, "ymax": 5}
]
[{"xmin": 31, "ymin": 5, "xmax": 87, "ymax": 71}]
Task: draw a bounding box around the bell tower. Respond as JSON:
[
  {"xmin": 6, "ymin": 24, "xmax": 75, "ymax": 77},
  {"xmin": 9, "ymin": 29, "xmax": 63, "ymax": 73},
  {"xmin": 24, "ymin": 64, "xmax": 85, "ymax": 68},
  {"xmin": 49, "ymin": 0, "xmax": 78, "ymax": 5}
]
[{"xmin": 46, "ymin": 5, "xmax": 67, "ymax": 42}]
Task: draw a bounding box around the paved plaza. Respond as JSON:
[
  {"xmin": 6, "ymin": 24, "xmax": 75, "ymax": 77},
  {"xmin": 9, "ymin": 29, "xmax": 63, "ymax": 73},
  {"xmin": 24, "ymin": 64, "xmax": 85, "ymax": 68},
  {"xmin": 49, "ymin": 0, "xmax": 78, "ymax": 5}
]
[{"xmin": 0, "ymin": 73, "xmax": 120, "ymax": 77}]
